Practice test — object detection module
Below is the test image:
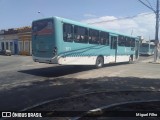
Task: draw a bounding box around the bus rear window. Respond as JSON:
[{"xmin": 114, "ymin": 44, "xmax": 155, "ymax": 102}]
[{"xmin": 32, "ymin": 19, "xmax": 53, "ymax": 35}]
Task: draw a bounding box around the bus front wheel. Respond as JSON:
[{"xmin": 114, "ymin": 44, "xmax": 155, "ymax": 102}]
[
  {"xmin": 129, "ymin": 55, "xmax": 134, "ymax": 64},
  {"xmin": 96, "ymin": 56, "xmax": 104, "ymax": 68}
]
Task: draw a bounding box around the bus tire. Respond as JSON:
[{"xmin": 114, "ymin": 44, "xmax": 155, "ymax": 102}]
[
  {"xmin": 129, "ymin": 55, "xmax": 134, "ymax": 64},
  {"xmin": 95, "ymin": 56, "xmax": 104, "ymax": 68}
]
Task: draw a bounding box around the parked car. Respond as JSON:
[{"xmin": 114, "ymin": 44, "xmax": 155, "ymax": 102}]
[
  {"xmin": 0, "ymin": 49, "xmax": 5, "ymax": 55},
  {"xmin": 0, "ymin": 49, "xmax": 12, "ymax": 56}
]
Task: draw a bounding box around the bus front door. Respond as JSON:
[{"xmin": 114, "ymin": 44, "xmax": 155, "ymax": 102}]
[
  {"xmin": 110, "ymin": 35, "xmax": 118, "ymax": 62},
  {"xmin": 135, "ymin": 40, "xmax": 139, "ymax": 59}
]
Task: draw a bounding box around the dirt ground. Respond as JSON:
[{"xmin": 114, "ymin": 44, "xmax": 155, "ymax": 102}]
[{"xmin": 27, "ymin": 77, "xmax": 160, "ymax": 120}]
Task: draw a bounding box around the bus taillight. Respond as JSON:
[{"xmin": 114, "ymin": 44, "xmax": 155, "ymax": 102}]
[{"xmin": 53, "ymin": 47, "xmax": 57, "ymax": 55}]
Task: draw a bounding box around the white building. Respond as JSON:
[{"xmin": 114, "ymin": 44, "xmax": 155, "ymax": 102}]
[{"xmin": 0, "ymin": 30, "xmax": 19, "ymax": 54}]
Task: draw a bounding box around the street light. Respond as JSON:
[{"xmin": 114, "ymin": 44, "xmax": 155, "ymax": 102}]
[{"xmin": 38, "ymin": 11, "xmax": 44, "ymax": 17}]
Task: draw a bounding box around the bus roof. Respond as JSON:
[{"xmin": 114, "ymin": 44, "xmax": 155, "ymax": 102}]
[{"xmin": 33, "ymin": 16, "xmax": 139, "ymax": 39}]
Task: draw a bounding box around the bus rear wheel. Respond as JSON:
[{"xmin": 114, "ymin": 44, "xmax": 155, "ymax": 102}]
[{"xmin": 96, "ymin": 56, "xmax": 104, "ymax": 68}]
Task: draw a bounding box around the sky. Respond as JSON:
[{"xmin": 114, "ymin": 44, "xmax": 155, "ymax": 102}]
[{"xmin": 0, "ymin": 0, "xmax": 158, "ymax": 40}]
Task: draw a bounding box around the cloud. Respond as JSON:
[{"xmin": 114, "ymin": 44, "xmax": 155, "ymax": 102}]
[{"xmin": 81, "ymin": 12, "xmax": 156, "ymax": 40}]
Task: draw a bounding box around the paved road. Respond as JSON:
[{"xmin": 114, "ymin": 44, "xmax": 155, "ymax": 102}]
[{"xmin": 0, "ymin": 55, "xmax": 159, "ymax": 111}]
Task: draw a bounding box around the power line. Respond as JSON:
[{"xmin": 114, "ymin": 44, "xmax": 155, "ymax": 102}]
[
  {"xmin": 145, "ymin": 0, "xmax": 155, "ymax": 11},
  {"xmin": 138, "ymin": 0, "xmax": 156, "ymax": 12},
  {"xmin": 87, "ymin": 12, "xmax": 153, "ymax": 25}
]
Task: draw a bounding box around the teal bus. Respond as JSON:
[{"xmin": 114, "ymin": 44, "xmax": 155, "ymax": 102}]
[
  {"xmin": 32, "ymin": 16, "xmax": 139, "ymax": 68},
  {"xmin": 140, "ymin": 42, "xmax": 155, "ymax": 55}
]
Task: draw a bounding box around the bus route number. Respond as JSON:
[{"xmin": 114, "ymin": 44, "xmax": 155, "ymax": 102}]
[{"xmin": 65, "ymin": 47, "xmax": 71, "ymax": 51}]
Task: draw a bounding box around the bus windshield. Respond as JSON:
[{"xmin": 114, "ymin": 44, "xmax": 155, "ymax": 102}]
[
  {"xmin": 32, "ymin": 19, "xmax": 53, "ymax": 36},
  {"xmin": 141, "ymin": 43, "xmax": 149, "ymax": 47}
]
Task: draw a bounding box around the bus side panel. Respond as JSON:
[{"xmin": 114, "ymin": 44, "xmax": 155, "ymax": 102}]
[
  {"xmin": 58, "ymin": 43, "xmax": 111, "ymax": 65},
  {"xmin": 54, "ymin": 17, "xmax": 139, "ymax": 65},
  {"xmin": 54, "ymin": 18, "xmax": 63, "ymax": 56},
  {"xmin": 116, "ymin": 46, "xmax": 130, "ymax": 62},
  {"xmin": 56, "ymin": 19, "xmax": 112, "ymax": 65}
]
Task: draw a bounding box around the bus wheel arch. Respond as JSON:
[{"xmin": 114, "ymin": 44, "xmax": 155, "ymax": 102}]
[{"xmin": 95, "ymin": 55, "xmax": 104, "ymax": 68}]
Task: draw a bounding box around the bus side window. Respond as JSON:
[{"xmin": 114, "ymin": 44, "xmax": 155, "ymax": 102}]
[
  {"xmin": 111, "ymin": 36, "xmax": 117, "ymax": 49},
  {"xmin": 63, "ymin": 23, "xmax": 73, "ymax": 42},
  {"xmin": 118, "ymin": 36, "xmax": 125, "ymax": 46},
  {"xmin": 131, "ymin": 38, "xmax": 135, "ymax": 47},
  {"xmin": 150, "ymin": 45, "xmax": 155, "ymax": 49},
  {"xmin": 74, "ymin": 26, "xmax": 88, "ymax": 43},
  {"xmin": 106, "ymin": 32, "xmax": 109, "ymax": 45},
  {"xmin": 89, "ymin": 29, "xmax": 99, "ymax": 44},
  {"xmin": 125, "ymin": 37, "xmax": 131, "ymax": 47},
  {"xmin": 100, "ymin": 31, "xmax": 106, "ymax": 45}
]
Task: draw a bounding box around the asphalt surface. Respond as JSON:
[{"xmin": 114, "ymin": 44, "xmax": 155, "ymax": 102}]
[{"xmin": 0, "ymin": 55, "xmax": 159, "ymax": 112}]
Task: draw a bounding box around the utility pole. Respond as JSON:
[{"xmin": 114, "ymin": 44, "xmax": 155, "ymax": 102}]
[
  {"xmin": 138, "ymin": 0, "xmax": 159, "ymax": 62},
  {"xmin": 154, "ymin": 0, "xmax": 159, "ymax": 62}
]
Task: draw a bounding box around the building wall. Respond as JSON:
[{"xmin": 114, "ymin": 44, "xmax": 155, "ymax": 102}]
[
  {"xmin": 0, "ymin": 34, "xmax": 19, "ymax": 54},
  {"xmin": 17, "ymin": 27, "xmax": 32, "ymax": 56},
  {"xmin": 0, "ymin": 27, "xmax": 32, "ymax": 55},
  {"xmin": 18, "ymin": 31, "xmax": 32, "ymax": 56}
]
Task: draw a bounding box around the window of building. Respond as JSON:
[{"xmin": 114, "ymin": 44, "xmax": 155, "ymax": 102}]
[
  {"xmin": 19, "ymin": 41, "xmax": 23, "ymax": 52},
  {"xmin": 10, "ymin": 42, "xmax": 13, "ymax": 51},
  {"xmin": 63, "ymin": 23, "xmax": 73, "ymax": 42},
  {"xmin": 89, "ymin": 29, "xmax": 99, "ymax": 44},
  {"xmin": 74, "ymin": 26, "xmax": 88, "ymax": 43},
  {"xmin": 24, "ymin": 41, "xmax": 30, "ymax": 52},
  {"xmin": 100, "ymin": 31, "xmax": 109, "ymax": 45},
  {"xmin": 6, "ymin": 42, "xmax": 9, "ymax": 50},
  {"xmin": 1, "ymin": 42, "xmax": 4, "ymax": 50},
  {"xmin": 118, "ymin": 35, "xmax": 126, "ymax": 46}
]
